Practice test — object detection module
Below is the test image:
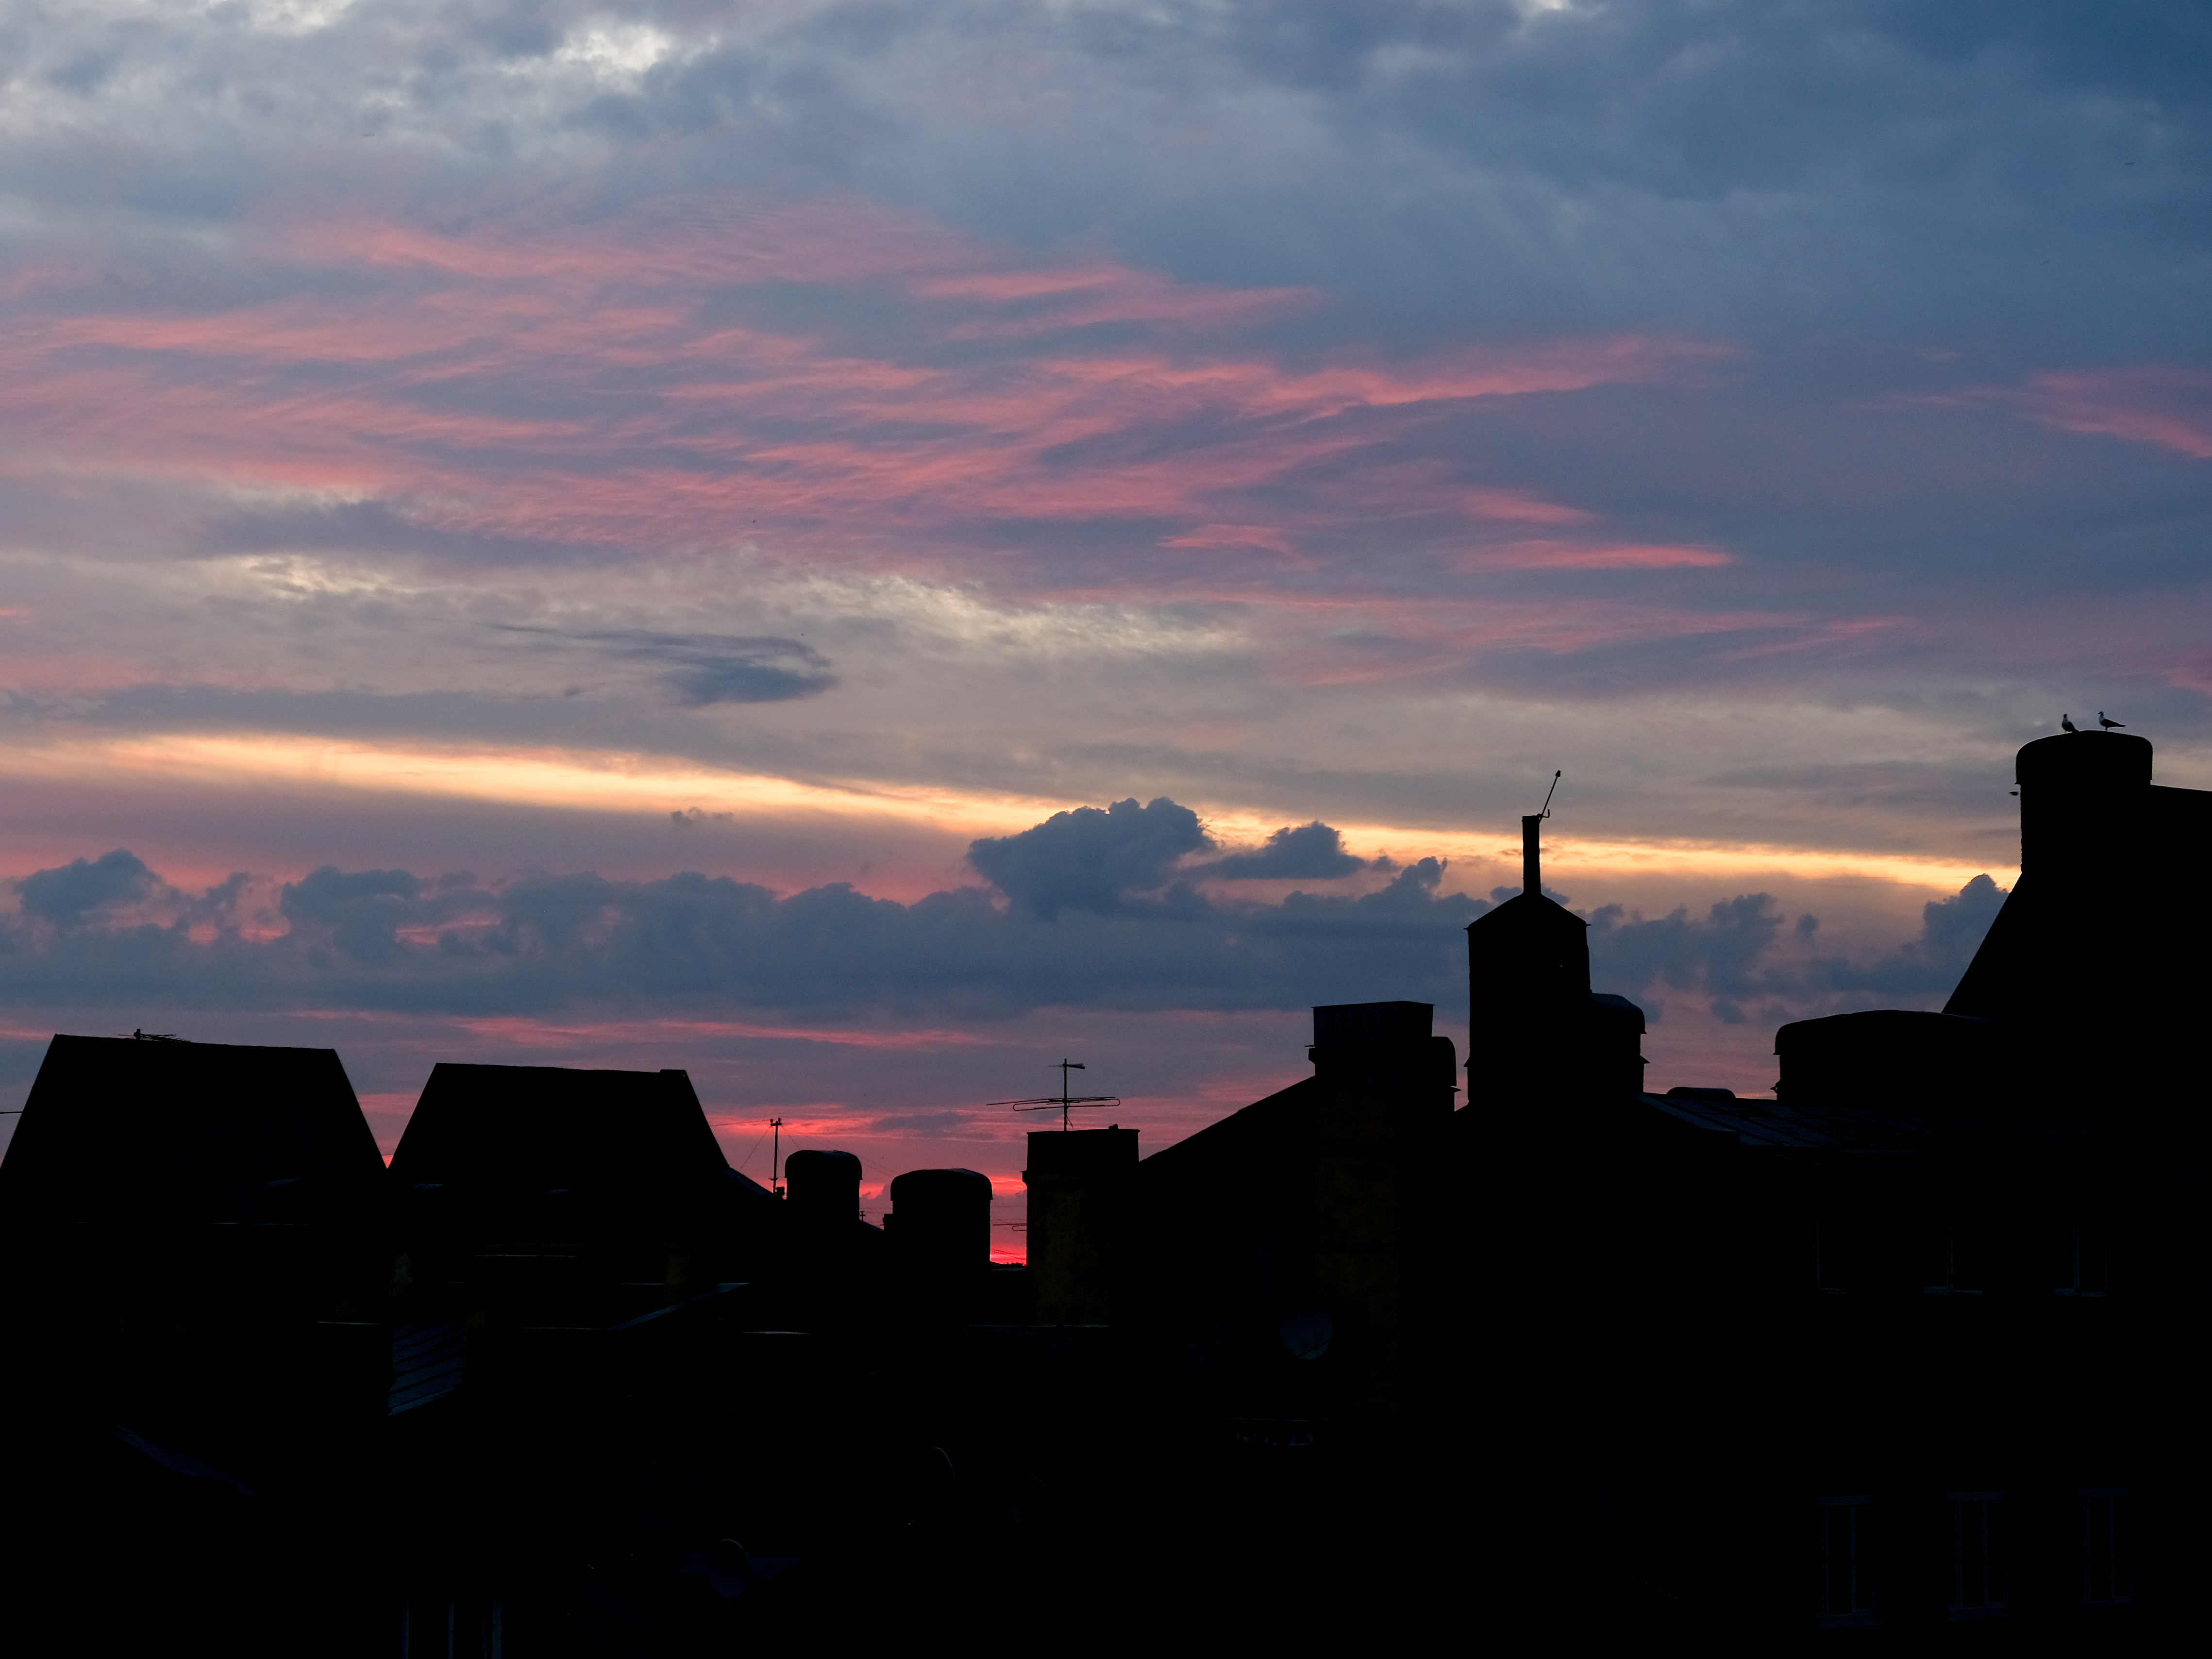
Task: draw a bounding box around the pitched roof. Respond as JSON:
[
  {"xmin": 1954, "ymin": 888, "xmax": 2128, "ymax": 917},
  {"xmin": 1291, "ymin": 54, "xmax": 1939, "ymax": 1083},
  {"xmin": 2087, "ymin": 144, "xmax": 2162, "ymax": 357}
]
[
  {"xmin": 0, "ymin": 1034, "xmax": 385, "ymax": 1230},
  {"xmin": 390, "ymin": 1063, "xmax": 728, "ymax": 1193}
]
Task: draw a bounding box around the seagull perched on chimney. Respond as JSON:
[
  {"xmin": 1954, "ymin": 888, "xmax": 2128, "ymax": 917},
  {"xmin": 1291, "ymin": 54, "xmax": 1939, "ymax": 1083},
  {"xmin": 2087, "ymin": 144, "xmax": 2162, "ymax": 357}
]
[
  {"xmin": 2061, "ymin": 713, "xmax": 2079, "ymax": 733},
  {"xmin": 2098, "ymin": 711, "xmax": 2125, "ymax": 730}
]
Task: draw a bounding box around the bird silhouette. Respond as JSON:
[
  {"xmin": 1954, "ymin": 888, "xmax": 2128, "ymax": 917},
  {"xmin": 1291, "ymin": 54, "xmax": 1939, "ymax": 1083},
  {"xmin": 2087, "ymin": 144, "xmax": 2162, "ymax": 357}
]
[
  {"xmin": 2061, "ymin": 714, "xmax": 2079, "ymax": 733},
  {"xmin": 2098, "ymin": 711, "xmax": 2125, "ymax": 730}
]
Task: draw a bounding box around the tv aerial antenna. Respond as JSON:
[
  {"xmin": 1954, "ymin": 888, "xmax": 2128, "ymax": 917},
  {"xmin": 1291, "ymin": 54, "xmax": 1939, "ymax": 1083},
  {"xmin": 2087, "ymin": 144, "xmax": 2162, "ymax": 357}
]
[{"xmin": 990, "ymin": 1059, "xmax": 1120, "ymax": 1132}]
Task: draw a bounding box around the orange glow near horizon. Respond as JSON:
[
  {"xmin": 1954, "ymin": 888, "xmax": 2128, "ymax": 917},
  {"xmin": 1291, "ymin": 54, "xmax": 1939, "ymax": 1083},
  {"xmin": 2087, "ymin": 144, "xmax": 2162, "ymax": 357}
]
[{"xmin": 0, "ymin": 727, "xmax": 2012, "ymax": 898}]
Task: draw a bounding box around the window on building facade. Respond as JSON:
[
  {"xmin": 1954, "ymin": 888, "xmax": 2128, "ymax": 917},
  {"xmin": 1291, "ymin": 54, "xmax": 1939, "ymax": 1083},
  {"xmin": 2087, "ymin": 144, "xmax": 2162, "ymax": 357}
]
[
  {"xmin": 2054, "ymin": 1218, "xmax": 2110, "ymax": 1297},
  {"xmin": 1944, "ymin": 1493, "xmax": 2007, "ymax": 1617},
  {"xmin": 2078, "ymin": 1490, "xmax": 2134, "ymax": 1605},
  {"xmin": 1816, "ymin": 1498, "xmax": 1878, "ymax": 1626},
  {"xmin": 1923, "ymin": 1218, "xmax": 1986, "ymax": 1295}
]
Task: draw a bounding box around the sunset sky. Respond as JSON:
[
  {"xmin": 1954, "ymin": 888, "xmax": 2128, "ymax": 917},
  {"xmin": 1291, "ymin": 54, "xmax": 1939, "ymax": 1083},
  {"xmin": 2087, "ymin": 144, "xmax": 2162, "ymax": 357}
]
[{"xmin": 3, "ymin": 2, "xmax": 2208, "ymax": 1244}]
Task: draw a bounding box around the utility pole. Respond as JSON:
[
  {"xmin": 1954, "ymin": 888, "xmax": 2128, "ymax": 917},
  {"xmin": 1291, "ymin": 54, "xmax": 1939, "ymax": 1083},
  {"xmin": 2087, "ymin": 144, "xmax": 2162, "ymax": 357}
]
[{"xmin": 770, "ymin": 1117, "xmax": 784, "ymax": 1197}]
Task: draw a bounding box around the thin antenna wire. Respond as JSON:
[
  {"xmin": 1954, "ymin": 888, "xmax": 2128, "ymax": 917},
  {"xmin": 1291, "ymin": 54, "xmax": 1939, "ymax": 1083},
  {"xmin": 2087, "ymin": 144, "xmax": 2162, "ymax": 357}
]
[
  {"xmin": 1539, "ymin": 770, "xmax": 1562, "ymax": 819},
  {"xmin": 989, "ymin": 1058, "xmax": 1119, "ymax": 1131},
  {"xmin": 734, "ymin": 1124, "xmax": 770, "ymax": 1176}
]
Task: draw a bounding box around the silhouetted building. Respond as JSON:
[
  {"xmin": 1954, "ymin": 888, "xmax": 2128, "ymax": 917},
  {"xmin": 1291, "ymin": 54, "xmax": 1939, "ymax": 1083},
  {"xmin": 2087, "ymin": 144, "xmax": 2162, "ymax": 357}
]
[
  {"xmin": 1499, "ymin": 730, "xmax": 2211, "ymax": 1638},
  {"xmin": 1133, "ymin": 1000, "xmax": 1457, "ymax": 1424},
  {"xmin": 8, "ymin": 730, "xmax": 2195, "ymax": 1648},
  {"xmin": 0, "ymin": 1035, "xmax": 392, "ymax": 1461},
  {"xmin": 390, "ymin": 1062, "xmax": 777, "ymax": 1333},
  {"xmin": 1467, "ymin": 813, "xmax": 1646, "ymax": 1096},
  {"xmin": 0, "ymin": 1037, "xmax": 394, "ymax": 1652}
]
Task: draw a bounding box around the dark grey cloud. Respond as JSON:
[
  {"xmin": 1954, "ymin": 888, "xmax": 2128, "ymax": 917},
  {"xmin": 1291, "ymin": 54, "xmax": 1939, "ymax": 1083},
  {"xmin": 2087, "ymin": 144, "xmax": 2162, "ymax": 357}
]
[
  {"xmin": 966, "ymin": 797, "xmax": 1213, "ymax": 920},
  {"xmin": 1590, "ymin": 891, "xmax": 1792, "ymax": 1021},
  {"xmin": 6, "ymin": 0, "xmax": 2204, "ymax": 354},
  {"xmin": 1826, "ymin": 871, "xmax": 2011, "ymax": 995},
  {"xmin": 1200, "ymin": 821, "xmax": 1373, "ymax": 881},
  {"xmin": 15, "ymin": 849, "xmax": 163, "ymax": 928},
  {"xmin": 0, "ymin": 805, "xmax": 1483, "ymax": 1020},
  {"xmin": 495, "ymin": 627, "xmax": 837, "ymax": 705},
  {"xmin": 280, "ymin": 866, "xmax": 431, "ymax": 969},
  {"xmin": 0, "ymin": 806, "xmax": 2017, "ymax": 1073},
  {"xmin": 1579, "ymin": 873, "xmax": 2011, "ymax": 1025}
]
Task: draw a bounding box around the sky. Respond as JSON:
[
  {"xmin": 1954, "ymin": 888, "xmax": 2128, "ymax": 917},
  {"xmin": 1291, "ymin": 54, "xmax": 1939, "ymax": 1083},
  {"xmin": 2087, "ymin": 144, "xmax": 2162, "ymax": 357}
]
[{"xmin": 2, "ymin": 1, "xmax": 2209, "ymax": 1246}]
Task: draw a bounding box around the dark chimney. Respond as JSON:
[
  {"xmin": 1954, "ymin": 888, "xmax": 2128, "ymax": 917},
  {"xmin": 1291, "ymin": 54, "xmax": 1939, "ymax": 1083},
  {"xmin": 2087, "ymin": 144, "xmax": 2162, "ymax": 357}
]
[
  {"xmin": 1309, "ymin": 1002, "xmax": 1458, "ymax": 1099},
  {"xmin": 1023, "ymin": 1128, "xmax": 1138, "ymax": 1324},
  {"xmin": 887, "ymin": 1168, "xmax": 993, "ymax": 1320},
  {"xmin": 2015, "ymin": 730, "xmax": 2152, "ymax": 880},
  {"xmin": 784, "ymin": 1149, "xmax": 861, "ymax": 1226},
  {"xmin": 1523, "ymin": 814, "xmax": 1543, "ymax": 897},
  {"xmin": 1938, "ymin": 727, "xmax": 2212, "ymax": 1108}
]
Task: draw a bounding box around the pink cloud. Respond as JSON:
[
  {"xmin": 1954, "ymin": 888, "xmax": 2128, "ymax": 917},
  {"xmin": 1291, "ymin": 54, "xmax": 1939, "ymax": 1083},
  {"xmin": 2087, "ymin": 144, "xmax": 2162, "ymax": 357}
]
[
  {"xmin": 2013, "ymin": 366, "xmax": 2212, "ymax": 459},
  {"xmin": 1461, "ymin": 488, "xmax": 1595, "ymax": 524},
  {"xmin": 0, "ymin": 194, "xmax": 1731, "ymax": 586},
  {"xmin": 1160, "ymin": 522, "xmax": 1304, "ymax": 558},
  {"xmin": 1910, "ymin": 364, "xmax": 2212, "ymax": 460},
  {"xmin": 1101, "ymin": 585, "xmax": 1891, "ymax": 688},
  {"xmin": 454, "ymin": 1015, "xmax": 995, "ymax": 1049},
  {"xmin": 1460, "ymin": 540, "xmax": 1733, "ymax": 570}
]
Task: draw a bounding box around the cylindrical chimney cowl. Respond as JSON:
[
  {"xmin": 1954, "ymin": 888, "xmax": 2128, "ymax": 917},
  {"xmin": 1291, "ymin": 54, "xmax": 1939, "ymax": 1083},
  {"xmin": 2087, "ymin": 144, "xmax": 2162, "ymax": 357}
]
[
  {"xmin": 2015, "ymin": 732, "xmax": 2152, "ymax": 880},
  {"xmin": 1522, "ymin": 815, "xmax": 1543, "ymax": 898},
  {"xmin": 784, "ymin": 1148, "xmax": 861, "ymax": 1225}
]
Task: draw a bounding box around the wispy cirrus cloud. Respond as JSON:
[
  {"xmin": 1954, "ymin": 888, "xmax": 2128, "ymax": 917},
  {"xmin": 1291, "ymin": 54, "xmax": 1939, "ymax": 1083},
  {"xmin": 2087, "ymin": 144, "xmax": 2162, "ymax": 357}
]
[
  {"xmin": 1459, "ymin": 541, "xmax": 1733, "ymax": 570},
  {"xmin": 0, "ymin": 195, "xmax": 1723, "ymax": 586},
  {"xmin": 1906, "ymin": 365, "xmax": 2212, "ymax": 461},
  {"xmin": 2012, "ymin": 367, "xmax": 2212, "ymax": 460}
]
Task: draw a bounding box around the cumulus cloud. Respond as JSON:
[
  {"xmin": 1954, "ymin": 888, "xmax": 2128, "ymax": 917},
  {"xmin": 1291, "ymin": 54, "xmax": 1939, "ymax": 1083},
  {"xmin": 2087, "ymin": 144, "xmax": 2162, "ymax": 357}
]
[
  {"xmin": 0, "ymin": 800, "xmax": 2021, "ymax": 1097},
  {"xmin": 15, "ymin": 850, "xmax": 166, "ymax": 929},
  {"xmin": 1580, "ymin": 874, "xmax": 2013, "ymax": 1026},
  {"xmin": 1199, "ymin": 821, "xmax": 1372, "ymax": 881},
  {"xmin": 0, "ymin": 804, "xmax": 1487, "ymax": 1020},
  {"xmin": 1589, "ymin": 892, "xmax": 1791, "ymax": 1023},
  {"xmin": 966, "ymin": 797, "xmax": 1213, "ymax": 920},
  {"xmin": 1829, "ymin": 872, "xmax": 2012, "ymax": 995}
]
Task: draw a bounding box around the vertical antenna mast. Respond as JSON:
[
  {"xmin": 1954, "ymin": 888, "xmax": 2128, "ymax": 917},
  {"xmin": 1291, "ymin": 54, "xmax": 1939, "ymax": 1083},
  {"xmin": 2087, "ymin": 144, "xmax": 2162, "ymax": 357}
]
[
  {"xmin": 989, "ymin": 1061, "xmax": 1119, "ymax": 1131},
  {"xmin": 769, "ymin": 1117, "xmax": 784, "ymax": 1197}
]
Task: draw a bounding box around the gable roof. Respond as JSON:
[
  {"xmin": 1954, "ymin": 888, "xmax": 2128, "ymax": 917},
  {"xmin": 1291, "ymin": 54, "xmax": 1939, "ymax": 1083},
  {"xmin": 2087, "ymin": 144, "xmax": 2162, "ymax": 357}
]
[
  {"xmin": 389, "ymin": 1063, "xmax": 729, "ymax": 1194},
  {"xmin": 0, "ymin": 1034, "xmax": 385, "ymax": 1230}
]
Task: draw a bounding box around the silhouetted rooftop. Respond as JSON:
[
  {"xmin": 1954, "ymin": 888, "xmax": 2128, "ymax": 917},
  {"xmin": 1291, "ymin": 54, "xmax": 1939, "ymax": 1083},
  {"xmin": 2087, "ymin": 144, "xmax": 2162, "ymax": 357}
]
[
  {"xmin": 390, "ymin": 1062, "xmax": 736, "ymax": 1194},
  {"xmin": 0, "ymin": 1034, "xmax": 385, "ymax": 1231}
]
